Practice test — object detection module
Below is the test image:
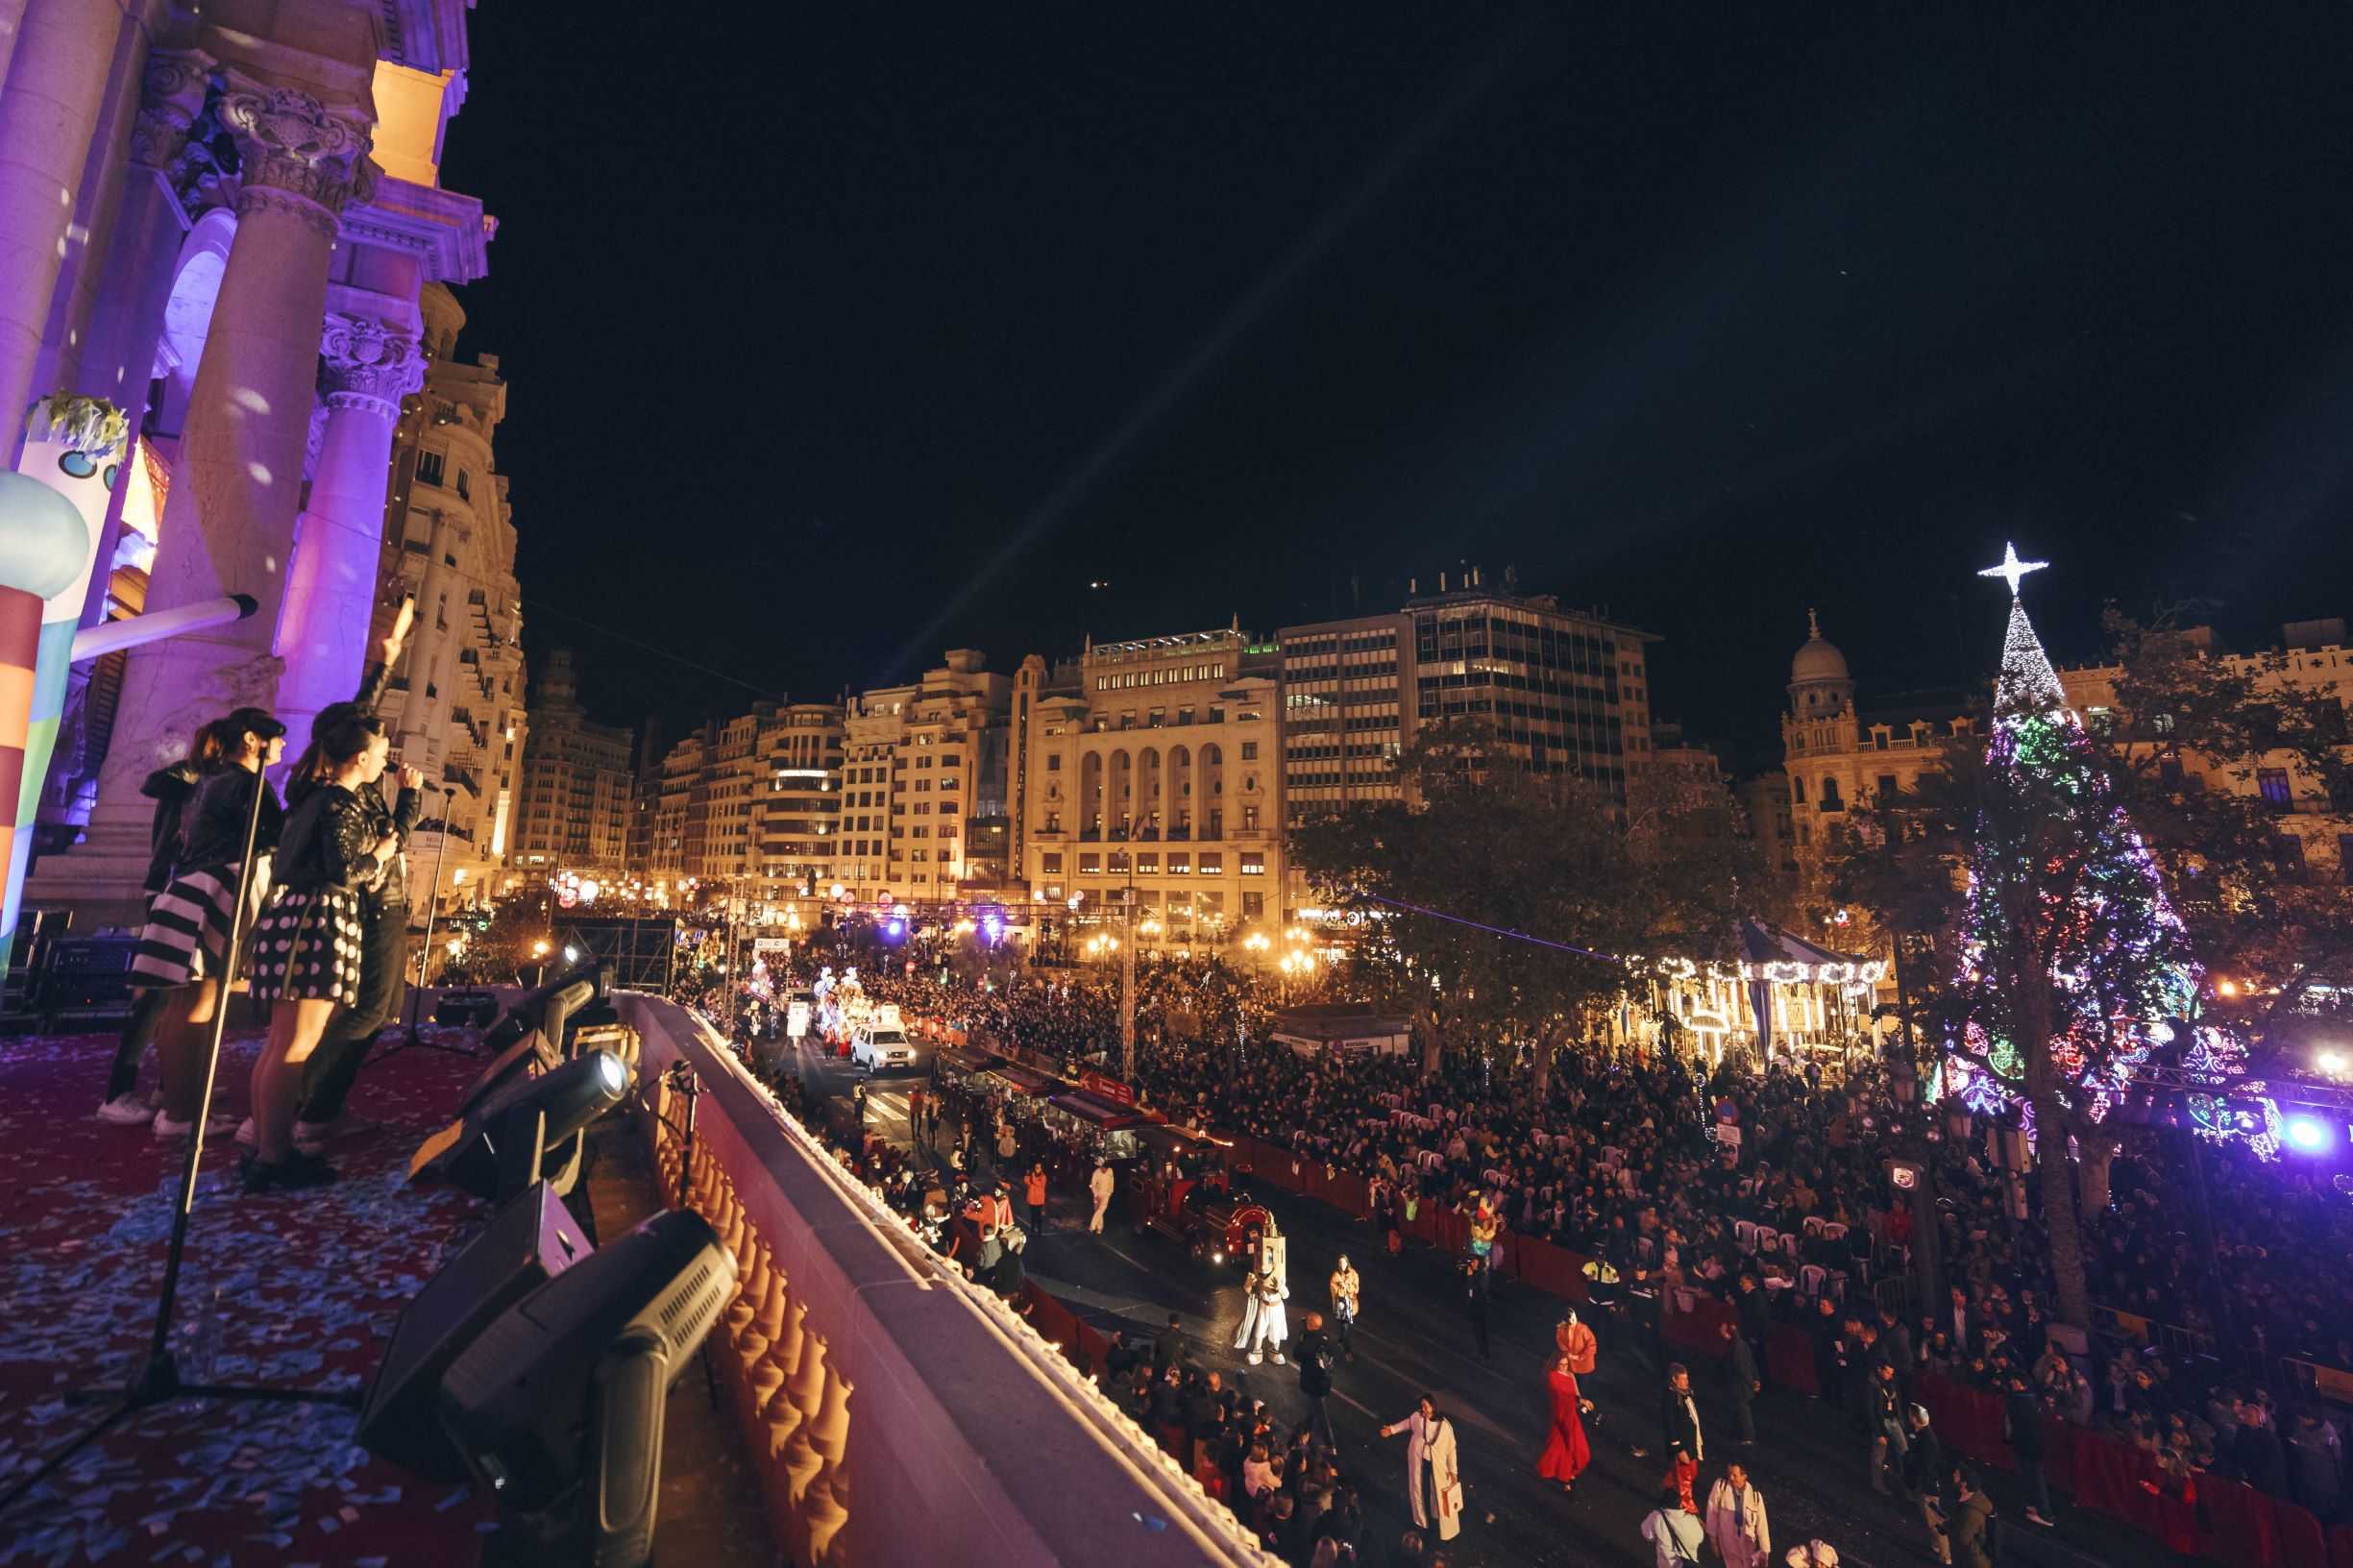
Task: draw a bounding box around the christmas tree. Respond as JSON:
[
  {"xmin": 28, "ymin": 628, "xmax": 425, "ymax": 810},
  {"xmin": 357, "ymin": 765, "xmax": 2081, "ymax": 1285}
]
[{"xmin": 1946, "ymin": 545, "xmax": 2201, "ymax": 1127}]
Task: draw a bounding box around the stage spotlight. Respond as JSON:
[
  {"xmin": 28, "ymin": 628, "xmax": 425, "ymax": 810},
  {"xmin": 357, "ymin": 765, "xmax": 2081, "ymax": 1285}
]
[
  {"xmin": 438, "ymin": 1208, "xmax": 736, "ymax": 1568},
  {"xmin": 2286, "ymin": 1115, "xmax": 2331, "ymax": 1153},
  {"xmin": 417, "ymin": 1050, "xmax": 633, "ymax": 1201}
]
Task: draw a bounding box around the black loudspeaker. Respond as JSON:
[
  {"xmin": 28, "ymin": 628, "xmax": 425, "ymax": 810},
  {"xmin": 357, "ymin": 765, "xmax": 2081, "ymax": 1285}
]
[{"xmin": 356, "ymin": 1182, "xmax": 593, "ymax": 1480}]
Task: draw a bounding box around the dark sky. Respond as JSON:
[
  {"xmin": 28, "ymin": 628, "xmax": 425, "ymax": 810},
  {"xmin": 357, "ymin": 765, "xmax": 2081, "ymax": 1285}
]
[{"xmin": 438, "ymin": 8, "xmax": 2353, "ymax": 774}]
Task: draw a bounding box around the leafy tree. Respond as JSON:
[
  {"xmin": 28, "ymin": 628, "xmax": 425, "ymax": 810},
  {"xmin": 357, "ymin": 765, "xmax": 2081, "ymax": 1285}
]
[{"xmin": 1289, "ymin": 720, "xmax": 1758, "ymax": 1088}]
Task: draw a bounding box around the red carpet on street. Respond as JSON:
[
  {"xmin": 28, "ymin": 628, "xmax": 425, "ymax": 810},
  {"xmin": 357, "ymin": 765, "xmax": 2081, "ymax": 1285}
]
[{"xmin": 0, "ymin": 1023, "xmax": 499, "ymax": 1566}]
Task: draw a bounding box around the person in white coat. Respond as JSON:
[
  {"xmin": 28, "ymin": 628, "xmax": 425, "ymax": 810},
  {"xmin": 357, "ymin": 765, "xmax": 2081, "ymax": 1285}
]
[
  {"xmin": 1381, "ymin": 1396, "xmax": 1463, "ymax": 1542},
  {"xmin": 1705, "ymin": 1460, "xmax": 1772, "ymax": 1568},
  {"xmin": 1233, "ymin": 1266, "xmax": 1290, "ymax": 1364},
  {"xmin": 1087, "ymin": 1160, "xmax": 1115, "ymax": 1234}
]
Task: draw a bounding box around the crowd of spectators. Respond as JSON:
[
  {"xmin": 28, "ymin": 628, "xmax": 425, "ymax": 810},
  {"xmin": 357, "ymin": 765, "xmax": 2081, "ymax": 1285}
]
[{"xmin": 677, "ymin": 940, "xmax": 2353, "ymax": 1530}]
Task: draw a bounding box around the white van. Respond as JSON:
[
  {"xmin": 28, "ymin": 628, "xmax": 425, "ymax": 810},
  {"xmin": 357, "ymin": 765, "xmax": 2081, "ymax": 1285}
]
[{"xmin": 850, "ymin": 1004, "xmax": 918, "ymax": 1073}]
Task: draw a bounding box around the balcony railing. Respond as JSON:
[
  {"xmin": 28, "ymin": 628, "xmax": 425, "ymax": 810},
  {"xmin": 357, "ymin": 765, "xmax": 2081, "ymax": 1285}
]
[{"xmin": 621, "ymin": 997, "xmax": 1271, "ymax": 1565}]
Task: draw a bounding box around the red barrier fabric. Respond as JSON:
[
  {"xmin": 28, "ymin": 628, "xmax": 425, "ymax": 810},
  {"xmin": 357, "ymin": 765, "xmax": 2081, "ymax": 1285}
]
[
  {"xmin": 2276, "ymin": 1496, "xmax": 2328, "ymax": 1568},
  {"xmin": 1765, "ymin": 1326, "xmax": 1818, "ymax": 1397},
  {"xmin": 1661, "ymin": 1298, "xmax": 1736, "ymax": 1360},
  {"xmin": 2207, "ymin": 1478, "xmax": 2283, "ymax": 1568},
  {"xmin": 2326, "ymin": 1524, "xmax": 2353, "ymax": 1568}
]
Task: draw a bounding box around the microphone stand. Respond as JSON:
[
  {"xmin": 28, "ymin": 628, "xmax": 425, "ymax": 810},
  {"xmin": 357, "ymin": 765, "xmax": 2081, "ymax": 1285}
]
[
  {"xmin": 0, "ymin": 756, "xmax": 358, "ymax": 1520},
  {"xmin": 372, "ymin": 782, "xmax": 472, "ymax": 1064}
]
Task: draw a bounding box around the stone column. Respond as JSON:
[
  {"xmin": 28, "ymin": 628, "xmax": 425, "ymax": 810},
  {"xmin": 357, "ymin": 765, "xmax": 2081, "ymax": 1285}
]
[
  {"xmin": 64, "ymin": 44, "xmax": 211, "ymax": 419},
  {"xmin": 28, "ymin": 74, "xmax": 372, "ymax": 921},
  {"xmin": 0, "ymin": 0, "xmax": 123, "ymax": 467},
  {"xmin": 275, "ymin": 313, "xmax": 423, "ymax": 747}
]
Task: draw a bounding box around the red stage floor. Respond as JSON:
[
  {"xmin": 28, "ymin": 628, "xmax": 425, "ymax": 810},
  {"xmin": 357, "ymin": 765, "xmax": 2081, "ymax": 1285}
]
[{"xmin": 0, "ymin": 1022, "xmax": 501, "ymax": 1566}]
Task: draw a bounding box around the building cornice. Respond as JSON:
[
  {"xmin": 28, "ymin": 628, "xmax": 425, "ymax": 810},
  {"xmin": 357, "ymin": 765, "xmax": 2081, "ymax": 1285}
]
[
  {"xmin": 376, "ymin": 0, "xmax": 472, "ymax": 74},
  {"xmin": 341, "ymin": 174, "xmax": 494, "ymax": 283}
]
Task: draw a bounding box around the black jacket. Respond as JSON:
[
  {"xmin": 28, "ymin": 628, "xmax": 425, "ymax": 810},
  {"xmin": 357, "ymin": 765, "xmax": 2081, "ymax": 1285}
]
[
  {"xmin": 139, "ymin": 761, "xmax": 203, "ymax": 893},
  {"xmin": 1295, "ymin": 1330, "xmax": 1332, "ymax": 1397},
  {"xmin": 1662, "ymin": 1383, "xmax": 1703, "ymax": 1457},
  {"xmin": 2004, "ymin": 1390, "xmax": 2046, "ymax": 1462},
  {"xmin": 177, "ymin": 767, "xmax": 282, "ymax": 871},
  {"xmin": 1725, "ymin": 1332, "xmax": 1758, "ymax": 1399},
  {"xmin": 284, "ymin": 661, "xmax": 414, "ymax": 910},
  {"xmin": 1903, "ymin": 1423, "xmax": 1946, "ymax": 1498},
  {"xmin": 273, "ymin": 784, "xmax": 380, "ymax": 894}
]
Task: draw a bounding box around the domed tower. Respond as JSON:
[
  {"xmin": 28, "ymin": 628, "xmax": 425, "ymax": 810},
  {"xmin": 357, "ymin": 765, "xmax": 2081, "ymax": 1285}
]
[{"xmin": 1787, "ymin": 609, "xmax": 1853, "ymax": 720}]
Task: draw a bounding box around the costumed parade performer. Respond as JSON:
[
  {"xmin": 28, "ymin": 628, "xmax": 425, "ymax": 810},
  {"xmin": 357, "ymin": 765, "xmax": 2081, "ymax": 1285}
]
[{"xmin": 1233, "ymin": 1221, "xmax": 1291, "ymax": 1366}]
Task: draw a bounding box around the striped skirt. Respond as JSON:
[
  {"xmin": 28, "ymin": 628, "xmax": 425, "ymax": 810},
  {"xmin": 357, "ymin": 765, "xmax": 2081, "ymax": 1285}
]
[
  {"xmin": 128, "ymin": 862, "xmax": 261, "ymax": 991},
  {"xmin": 246, "ymin": 887, "xmax": 365, "ymax": 1006}
]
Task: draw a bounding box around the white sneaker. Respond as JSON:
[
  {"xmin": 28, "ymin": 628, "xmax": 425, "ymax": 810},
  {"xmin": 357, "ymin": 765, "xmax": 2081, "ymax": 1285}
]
[
  {"xmin": 98, "ymin": 1092, "xmax": 157, "ymax": 1126},
  {"xmin": 153, "ymin": 1111, "xmax": 238, "ymax": 1140},
  {"xmin": 233, "ymin": 1116, "xmax": 257, "ymax": 1148},
  {"xmin": 1271, "ymin": 1353, "xmax": 1286, "ymax": 1365},
  {"xmin": 1247, "ymin": 1352, "xmax": 1262, "ymax": 1365}
]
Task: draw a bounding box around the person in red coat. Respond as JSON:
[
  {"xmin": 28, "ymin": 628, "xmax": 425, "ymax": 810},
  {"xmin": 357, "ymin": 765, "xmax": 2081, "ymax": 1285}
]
[{"xmin": 1538, "ymin": 1352, "xmax": 1594, "ymax": 1494}]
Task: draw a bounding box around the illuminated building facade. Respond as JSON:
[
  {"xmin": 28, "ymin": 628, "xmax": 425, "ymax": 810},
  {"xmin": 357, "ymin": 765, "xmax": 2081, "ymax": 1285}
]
[
  {"xmin": 838, "ymin": 650, "xmax": 1011, "ymax": 909},
  {"xmin": 18, "ymin": 0, "xmax": 495, "ymax": 930},
  {"xmin": 512, "ymin": 648, "xmax": 634, "ymax": 882},
  {"xmin": 2059, "ymin": 617, "xmax": 2353, "ymax": 886},
  {"xmin": 380, "ymin": 283, "xmax": 525, "ymax": 917},
  {"xmin": 1778, "ymin": 610, "xmax": 1974, "ymax": 905},
  {"xmin": 1013, "ymin": 628, "xmax": 1285, "ymax": 950}
]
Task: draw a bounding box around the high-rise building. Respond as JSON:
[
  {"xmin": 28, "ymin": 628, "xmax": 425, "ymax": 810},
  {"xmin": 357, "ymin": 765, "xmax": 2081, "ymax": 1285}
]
[
  {"xmin": 757, "ymin": 703, "xmax": 846, "ymax": 907},
  {"xmin": 511, "ymin": 649, "xmax": 635, "ymax": 882},
  {"xmin": 380, "ymin": 284, "xmax": 527, "ymax": 919},
  {"xmin": 1279, "ymin": 576, "xmax": 1660, "ymax": 824},
  {"xmin": 836, "ymin": 650, "xmax": 1012, "ymax": 908},
  {"xmin": 1012, "ymin": 628, "xmax": 1285, "ymax": 948}
]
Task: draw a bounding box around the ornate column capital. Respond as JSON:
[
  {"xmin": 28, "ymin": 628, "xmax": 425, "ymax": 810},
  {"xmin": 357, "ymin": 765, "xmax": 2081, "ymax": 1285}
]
[
  {"xmin": 318, "ymin": 313, "xmax": 426, "ymax": 418},
  {"xmin": 218, "ymin": 73, "xmax": 376, "ymax": 236},
  {"xmin": 130, "ymin": 48, "xmax": 216, "ymax": 170}
]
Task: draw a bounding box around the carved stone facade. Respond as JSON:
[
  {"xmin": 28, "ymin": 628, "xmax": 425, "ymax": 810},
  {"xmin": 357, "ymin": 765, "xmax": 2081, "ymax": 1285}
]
[{"xmin": 14, "ymin": 3, "xmax": 502, "ymax": 935}]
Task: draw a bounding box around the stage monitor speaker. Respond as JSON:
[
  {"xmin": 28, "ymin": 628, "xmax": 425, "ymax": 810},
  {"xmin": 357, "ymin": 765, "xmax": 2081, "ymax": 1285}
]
[{"xmin": 356, "ymin": 1182, "xmax": 592, "ymax": 1480}]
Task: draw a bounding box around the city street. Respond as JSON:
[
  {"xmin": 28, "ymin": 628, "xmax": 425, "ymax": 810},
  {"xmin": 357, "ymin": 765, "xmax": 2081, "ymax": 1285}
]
[{"xmin": 789, "ymin": 1034, "xmax": 2156, "ymax": 1568}]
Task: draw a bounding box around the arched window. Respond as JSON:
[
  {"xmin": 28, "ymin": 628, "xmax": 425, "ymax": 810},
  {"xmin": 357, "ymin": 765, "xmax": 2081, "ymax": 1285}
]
[
  {"xmin": 1791, "ymin": 777, "xmax": 1806, "ymax": 805},
  {"xmin": 1821, "ymin": 775, "xmax": 1842, "ymax": 808}
]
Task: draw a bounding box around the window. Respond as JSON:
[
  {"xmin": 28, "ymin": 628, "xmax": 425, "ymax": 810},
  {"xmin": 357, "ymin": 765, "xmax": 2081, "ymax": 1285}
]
[
  {"xmin": 414, "ymin": 450, "xmax": 445, "ymax": 486},
  {"xmin": 1791, "ymin": 777, "xmax": 1806, "ymax": 805},
  {"xmin": 1198, "ymin": 852, "xmax": 1223, "ymax": 874},
  {"xmin": 1166, "ymin": 852, "xmax": 1189, "ymax": 874},
  {"xmin": 1242, "ymin": 804, "xmax": 1260, "ymax": 831},
  {"xmin": 1239, "ymin": 851, "xmax": 1264, "ymax": 875},
  {"xmin": 1876, "ymin": 774, "xmax": 1899, "ymax": 800},
  {"xmin": 1240, "ymin": 741, "xmax": 1259, "ymax": 760},
  {"xmin": 2259, "ymin": 768, "xmax": 2292, "ymax": 810},
  {"xmin": 1078, "ymin": 852, "xmax": 1100, "ymax": 873},
  {"xmin": 937, "ymin": 822, "xmax": 957, "ymax": 839},
  {"xmin": 1137, "ymin": 853, "xmax": 1159, "ymax": 872},
  {"xmin": 1242, "ymin": 891, "xmax": 1264, "ymax": 919},
  {"xmin": 1046, "ymin": 753, "xmax": 1062, "ymax": 771},
  {"xmin": 455, "ymin": 469, "xmax": 471, "ymax": 501},
  {"xmin": 2276, "ymin": 835, "xmax": 2307, "ymax": 880}
]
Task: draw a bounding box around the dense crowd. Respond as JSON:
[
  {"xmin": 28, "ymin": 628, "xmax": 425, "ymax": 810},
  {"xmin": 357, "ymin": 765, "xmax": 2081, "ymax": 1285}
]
[{"xmin": 685, "ymin": 942, "xmax": 2353, "ymax": 1534}]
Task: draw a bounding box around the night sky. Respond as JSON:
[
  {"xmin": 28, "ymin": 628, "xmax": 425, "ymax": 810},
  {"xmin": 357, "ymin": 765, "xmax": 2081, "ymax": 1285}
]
[{"xmin": 438, "ymin": 9, "xmax": 2353, "ymax": 773}]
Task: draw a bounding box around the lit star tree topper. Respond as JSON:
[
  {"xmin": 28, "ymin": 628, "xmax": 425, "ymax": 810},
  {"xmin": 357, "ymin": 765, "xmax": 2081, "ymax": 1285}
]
[{"xmin": 1945, "ymin": 547, "xmax": 2198, "ymax": 1129}]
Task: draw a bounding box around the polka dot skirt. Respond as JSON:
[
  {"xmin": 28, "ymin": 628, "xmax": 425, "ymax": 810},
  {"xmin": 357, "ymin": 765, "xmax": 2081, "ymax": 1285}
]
[{"xmin": 246, "ymin": 887, "xmax": 367, "ymax": 1006}]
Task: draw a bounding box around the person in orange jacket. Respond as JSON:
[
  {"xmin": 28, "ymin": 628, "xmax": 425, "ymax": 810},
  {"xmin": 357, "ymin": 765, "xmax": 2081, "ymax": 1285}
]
[{"xmin": 1024, "ymin": 1162, "xmax": 1050, "ymax": 1232}]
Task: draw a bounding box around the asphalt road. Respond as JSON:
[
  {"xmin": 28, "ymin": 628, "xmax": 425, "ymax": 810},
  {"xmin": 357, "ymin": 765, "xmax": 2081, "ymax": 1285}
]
[{"xmin": 786, "ymin": 1033, "xmax": 2153, "ymax": 1568}]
